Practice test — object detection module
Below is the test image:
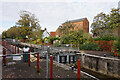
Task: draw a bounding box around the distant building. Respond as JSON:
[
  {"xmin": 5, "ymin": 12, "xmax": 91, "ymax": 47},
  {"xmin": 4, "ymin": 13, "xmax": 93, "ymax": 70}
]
[
  {"xmin": 42, "ymin": 28, "xmax": 50, "ymax": 39},
  {"xmin": 50, "ymin": 32, "xmax": 56, "ymax": 37},
  {"xmin": 56, "ymin": 18, "xmax": 89, "ymax": 37}
]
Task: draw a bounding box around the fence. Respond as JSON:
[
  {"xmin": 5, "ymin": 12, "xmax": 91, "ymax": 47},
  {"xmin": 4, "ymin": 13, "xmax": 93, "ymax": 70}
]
[
  {"xmin": 80, "ymin": 53, "xmax": 120, "ymax": 78},
  {"xmin": 0, "ymin": 40, "xmax": 84, "ymax": 79}
]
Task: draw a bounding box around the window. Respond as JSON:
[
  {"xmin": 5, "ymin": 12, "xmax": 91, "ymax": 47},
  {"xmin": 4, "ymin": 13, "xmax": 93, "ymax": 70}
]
[{"xmin": 79, "ymin": 24, "xmax": 81, "ymax": 26}]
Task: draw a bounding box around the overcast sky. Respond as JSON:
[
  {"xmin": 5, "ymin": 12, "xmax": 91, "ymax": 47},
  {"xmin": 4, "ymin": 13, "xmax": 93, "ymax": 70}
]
[{"xmin": 0, "ymin": 0, "xmax": 119, "ymax": 34}]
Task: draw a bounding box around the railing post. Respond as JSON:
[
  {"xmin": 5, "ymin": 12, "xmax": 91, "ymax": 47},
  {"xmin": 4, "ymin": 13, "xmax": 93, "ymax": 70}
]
[
  {"xmin": 37, "ymin": 52, "xmax": 39, "ymax": 72},
  {"xmin": 3, "ymin": 48, "xmax": 6, "ymax": 66},
  {"xmin": 50, "ymin": 55, "xmax": 53, "ymax": 79},
  {"xmin": 28, "ymin": 49, "xmax": 30, "ymax": 66},
  {"xmin": 77, "ymin": 59, "xmax": 81, "ymax": 80},
  {"xmin": 15, "ymin": 45, "xmax": 16, "ymax": 54},
  {"xmin": 17, "ymin": 46, "xmax": 19, "ymax": 54},
  {"xmin": 12, "ymin": 45, "xmax": 14, "ymax": 54}
]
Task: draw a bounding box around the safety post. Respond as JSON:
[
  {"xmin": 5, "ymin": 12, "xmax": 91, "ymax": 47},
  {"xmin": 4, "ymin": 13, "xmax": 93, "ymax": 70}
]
[
  {"xmin": 3, "ymin": 48, "xmax": 6, "ymax": 66},
  {"xmin": 7, "ymin": 41, "xmax": 9, "ymax": 49},
  {"xmin": 37, "ymin": 52, "xmax": 39, "ymax": 72},
  {"xmin": 4, "ymin": 41, "xmax": 5, "ymax": 47},
  {"xmin": 17, "ymin": 46, "xmax": 19, "ymax": 53},
  {"xmin": 2, "ymin": 41, "xmax": 3, "ymax": 46},
  {"xmin": 10, "ymin": 45, "xmax": 12, "ymax": 52},
  {"xmin": 15, "ymin": 45, "xmax": 16, "ymax": 54},
  {"xmin": 28, "ymin": 49, "xmax": 30, "ymax": 66},
  {"xmin": 12, "ymin": 45, "xmax": 14, "ymax": 54},
  {"xmin": 50, "ymin": 55, "xmax": 53, "ymax": 79},
  {"xmin": 77, "ymin": 59, "xmax": 81, "ymax": 80},
  {"xmin": 6, "ymin": 42, "xmax": 7, "ymax": 48}
]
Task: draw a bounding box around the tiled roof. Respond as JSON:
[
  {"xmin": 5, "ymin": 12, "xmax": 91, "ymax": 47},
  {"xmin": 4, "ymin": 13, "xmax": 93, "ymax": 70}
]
[
  {"xmin": 70, "ymin": 18, "xmax": 86, "ymax": 23},
  {"xmin": 62, "ymin": 18, "xmax": 86, "ymax": 25}
]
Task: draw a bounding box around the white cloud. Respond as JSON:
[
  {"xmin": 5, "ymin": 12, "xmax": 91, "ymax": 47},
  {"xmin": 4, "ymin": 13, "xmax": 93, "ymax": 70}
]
[
  {"xmin": 0, "ymin": 0, "xmax": 119, "ymax": 2},
  {"xmin": 0, "ymin": 1, "xmax": 119, "ymax": 34}
]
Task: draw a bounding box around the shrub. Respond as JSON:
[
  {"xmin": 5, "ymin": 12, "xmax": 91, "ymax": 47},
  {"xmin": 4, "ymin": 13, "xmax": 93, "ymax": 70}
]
[
  {"xmin": 94, "ymin": 35, "xmax": 116, "ymax": 41},
  {"xmin": 112, "ymin": 40, "xmax": 120, "ymax": 55},
  {"xmin": 79, "ymin": 42, "xmax": 102, "ymax": 51}
]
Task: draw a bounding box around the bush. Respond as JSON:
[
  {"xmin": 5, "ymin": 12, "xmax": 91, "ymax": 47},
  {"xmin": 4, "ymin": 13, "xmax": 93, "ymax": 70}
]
[
  {"xmin": 94, "ymin": 35, "xmax": 116, "ymax": 41},
  {"xmin": 112, "ymin": 40, "xmax": 120, "ymax": 55},
  {"xmin": 79, "ymin": 42, "xmax": 102, "ymax": 51}
]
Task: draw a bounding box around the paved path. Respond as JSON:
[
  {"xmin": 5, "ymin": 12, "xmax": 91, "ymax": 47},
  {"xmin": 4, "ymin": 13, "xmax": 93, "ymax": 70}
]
[{"xmin": 2, "ymin": 45, "xmax": 77, "ymax": 79}]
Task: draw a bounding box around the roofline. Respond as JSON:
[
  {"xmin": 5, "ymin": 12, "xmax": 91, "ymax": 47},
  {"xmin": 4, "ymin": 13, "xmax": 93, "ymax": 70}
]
[{"xmin": 62, "ymin": 17, "xmax": 88, "ymax": 25}]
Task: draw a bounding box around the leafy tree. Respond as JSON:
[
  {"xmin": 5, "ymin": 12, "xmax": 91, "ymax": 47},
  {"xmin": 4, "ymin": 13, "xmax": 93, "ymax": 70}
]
[
  {"xmin": 31, "ymin": 27, "xmax": 42, "ymax": 40},
  {"xmin": 6, "ymin": 26, "xmax": 20, "ymax": 39},
  {"xmin": 47, "ymin": 37, "xmax": 60, "ymax": 44},
  {"xmin": 16, "ymin": 10, "xmax": 40, "ymax": 29},
  {"xmin": 91, "ymin": 12, "xmax": 107, "ymax": 36},
  {"xmin": 58, "ymin": 21, "xmax": 74, "ymax": 35},
  {"xmin": 106, "ymin": 8, "xmax": 120, "ymax": 29},
  {"xmin": 17, "ymin": 26, "xmax": 32, "ymax": 39},
  {"xmin": 2, "ymin": 31, "xmax": 7, "ymax": 38},
  {"xmin": 60, "ymin": 29, "xmax": 91, "ymax": 46},
  {"xmin": 91, "ymin": 8, "xmax": 120, "ymax": 37}
]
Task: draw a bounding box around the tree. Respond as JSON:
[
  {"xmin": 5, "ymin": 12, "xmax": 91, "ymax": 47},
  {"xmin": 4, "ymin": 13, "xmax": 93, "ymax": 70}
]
[
  {"xmin": 91, "ymin": 12, "xmax": 107, "ymax": 36},
  {"xmin": 60, "ymin": 29, "xmax": 91, "ymax": 46},
  {"xmin": 31, "ymin": 27, "xmax": 42, "ymax": 40},
  {"xmin": 2, "ymin": 31, "xmax": 7, "ymax": 38},
  {"xmin": 17, "ymin": 26, "xmax": 31, "ymax": 39},
  {"xmin": 6, "ymin": 26, "xmax": 20, "ymax": 39},
  {"xmin": 16, "ymin": 10, "xmax": 40, "ymax": 29},
  {"xmin": 16, "ymin": 10, "xmax": 42, "ymax": 40},
  {"xmin": 47, "ymin": 37, "xmax": 60, "ymax": 44},
  {"xmin": 106, "ymin": 8, "xmax": 120, "ymax": 29},
  {"xmin": 58, "ymin": 21, "xmax": 74, "ymax": 35},
  {"xmin": 91, "ymin": 8, "xmax": 120, "ymax": 37}
]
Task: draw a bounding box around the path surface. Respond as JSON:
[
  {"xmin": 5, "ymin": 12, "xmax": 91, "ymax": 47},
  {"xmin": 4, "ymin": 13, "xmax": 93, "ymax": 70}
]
[
  {"xmin": 2, "ymin": 46, "xmax": 77, "ymax": 79},
  {"xmin": 2, "ymin": 59, "xmax": 77, "ymax": 79}
]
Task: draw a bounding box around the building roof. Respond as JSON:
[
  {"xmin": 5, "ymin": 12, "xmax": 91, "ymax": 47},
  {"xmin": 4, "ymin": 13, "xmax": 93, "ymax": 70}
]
[
  {"xmin": 62, "ymin": 18, "xmax": 87, "ymax": 25},
  {"xmin": 70, "ymin": 18, "xmax": 86, "ymax": 23}
]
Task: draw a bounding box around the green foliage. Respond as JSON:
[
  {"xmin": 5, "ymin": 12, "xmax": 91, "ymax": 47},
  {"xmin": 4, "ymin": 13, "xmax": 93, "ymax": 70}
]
[
  {"xmin": 31, "ymin": 27, "xmax": 42, "ymax": 40},
  {"xmin": 2, "ymin": 10, "xmax": 42, "ymax": 42},
  {"xmin": 91, "ymin": 8, "xmax": 120, "ymax": 37},
  {"xmin": 93, "ymin": 35, "xmax": 116, "ymax": 41},
  {"xmin": 60, "ymin": 29, "xmax": 92, "ymax": 46},
  {"xmin": 2, "ymin": 31, "xmax": 7, "ymax": 38},
  {"xmin": 48, "ymin": 37, "xmax": 60, "ymax": 44},
  {"xmin": 106, "ymin": 8, "xmax": 120, "ymax": 29},
  {"xmin": 79, "ymin": 42, "xmax": 102, "ymax": 51},
  {"xmin": 58, "ymin": 21, "xmax": 74, "ymax": 35},
  {"xmin": 112, "ymin": 40, "xmax": 120, "ymax": 55},
  {"xmin": 16, "ymin": 10, "xmax": 40, "ymax": 29},
  {"xmin": 6, "ymin": 26, "xmax": 20, "ymax": 39}
]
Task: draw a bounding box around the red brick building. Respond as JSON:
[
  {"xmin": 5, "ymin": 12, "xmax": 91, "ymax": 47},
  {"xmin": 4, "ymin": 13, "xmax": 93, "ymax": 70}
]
[
  {"xmin": 50, "ymin": 32, "xmax": 56, "ymax": 37},
  {"xmin": 56, "ymin": 18, "xmax": 89, "ymax": 37}
]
